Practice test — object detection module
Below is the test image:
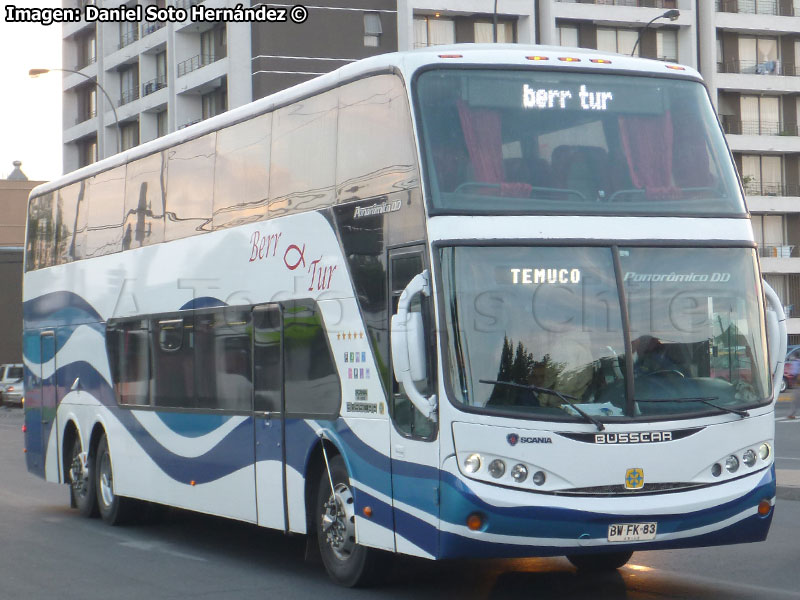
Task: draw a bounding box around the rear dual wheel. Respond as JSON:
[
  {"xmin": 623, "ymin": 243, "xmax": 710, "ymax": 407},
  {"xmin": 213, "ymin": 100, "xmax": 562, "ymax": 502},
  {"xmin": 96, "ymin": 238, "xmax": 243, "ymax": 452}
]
[
  {"xmin": 69, "ymin": 433, "xmax": 133, "ymax": 525},
  {"xmin": 94, "ymin": 435, "xmax": 134, "ymax": 525}
]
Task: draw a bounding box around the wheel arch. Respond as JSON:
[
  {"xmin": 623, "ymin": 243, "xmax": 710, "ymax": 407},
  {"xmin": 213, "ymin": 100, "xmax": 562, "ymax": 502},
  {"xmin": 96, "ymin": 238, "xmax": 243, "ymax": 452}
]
[{"xmin": 304, "ymin": 435, "xmax": 346, "ymax": 535}]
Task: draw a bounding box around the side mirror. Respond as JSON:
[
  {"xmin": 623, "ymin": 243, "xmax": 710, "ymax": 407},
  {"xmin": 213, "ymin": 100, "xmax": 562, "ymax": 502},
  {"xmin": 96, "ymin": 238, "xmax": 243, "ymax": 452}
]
[
  {"xmin": 391, "ymin": 270, "xmax": 437, "ymax": 421},
  {"xmin": 762, "ymin": 280, "xmax": 787, "ymax": 399},
  {"xmin": 390, "ymin": 311, "xmax": 427, "ymax": 382}
]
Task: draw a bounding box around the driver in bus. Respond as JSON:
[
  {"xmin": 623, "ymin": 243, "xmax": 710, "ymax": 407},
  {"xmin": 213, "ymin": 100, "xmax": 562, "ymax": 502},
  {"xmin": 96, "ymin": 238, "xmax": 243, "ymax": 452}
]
[{"xmin": 632, "ymin": 334, "xmax": 682, "ymax": 375}]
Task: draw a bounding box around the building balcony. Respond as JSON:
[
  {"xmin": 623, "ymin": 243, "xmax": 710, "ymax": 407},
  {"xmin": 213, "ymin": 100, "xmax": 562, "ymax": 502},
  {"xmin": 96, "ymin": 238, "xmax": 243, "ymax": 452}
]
[
  {"xmin": 120, "ymin": 86, "xmax": 140, "ymax": 106},
  {"xmin": 760, "ymin": 243, "xmax": 797, "ymax": 258},
  {"xmin": 746, "ymin": 194, "xmax": 800, "ymax": 212},
  {"xmin": 141, "ymin": 77, "xmax": 167, "ymax": 97},
  {"xmin": 716, "ymin": 0, "xmax": 797, "ymax": 16},
  {"xmin": 722, "ymin": 117, "xmax": 797, "ymax": 137},
  {"xmin": 726, "ymin": 133, "xmax": 800, "ymax": 153},
  {"xmin": 718, "ymin": 59, "xmax": 796, "ymax": 77},
  {"xmin": 551, "ymin": 1, "xmax": 693, "ymax": 27},
  {"xmin": 760, "ymin": 256, "xmax": 800, "ymax": 273},
  {"xmin": 744, "ymin": 180, "xmax": 800, "ymax": 197},
  {"xmin": 177, "ymin": 53, "xmax": 222, "ymax": 77},
  {"xmin": 119, "ymin": 29, "xmax": 139, "ymax": 49},
  {"xmin": 142, "ymin": 21, "xmax": 165, "ymax": 37},
  {"xmin": 555, "ymin": 0, "xmax": 677, "ymax": 6},
  {"xmin": 717, "ymin": 59, "xmax": 800, "ymax": 97}
]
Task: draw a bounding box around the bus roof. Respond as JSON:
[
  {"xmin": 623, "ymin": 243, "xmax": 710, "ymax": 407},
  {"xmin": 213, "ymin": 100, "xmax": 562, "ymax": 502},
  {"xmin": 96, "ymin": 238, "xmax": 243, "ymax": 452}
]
[{"xmin": 31, "ymin": 44, "xmax": 702, "ymax": 199}]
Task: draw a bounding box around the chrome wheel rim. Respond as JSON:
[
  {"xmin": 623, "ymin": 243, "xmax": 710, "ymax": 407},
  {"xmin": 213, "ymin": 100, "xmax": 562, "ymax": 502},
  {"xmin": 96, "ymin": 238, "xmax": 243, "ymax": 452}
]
[
  {"xmin": 98, "ymin": 451, "xmax": 114, "ymax": 508},
  {"xmin": 321, "ymin": 482, "xmax": 356, "ymax": 561},
  {"xmin": 69, "ymin": 450, "xmax": 88, "ymax": 498}
]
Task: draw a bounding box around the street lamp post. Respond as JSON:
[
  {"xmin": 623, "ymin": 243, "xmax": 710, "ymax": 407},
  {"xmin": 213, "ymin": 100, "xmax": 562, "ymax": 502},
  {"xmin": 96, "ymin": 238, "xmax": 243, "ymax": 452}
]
[
  {"xmin": 29, "ymin": 67, "xmax": 122, "ymax": 155},
  {"xmin": 630, "ymin": 9, "xmax": 680, "ymax": 58}
]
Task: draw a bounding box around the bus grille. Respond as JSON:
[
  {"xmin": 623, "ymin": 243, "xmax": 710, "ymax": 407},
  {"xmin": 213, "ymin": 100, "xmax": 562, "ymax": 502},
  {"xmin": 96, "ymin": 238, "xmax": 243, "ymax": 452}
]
[{"xmin": 552, "ymin": 482, "xmax": 707, "ymax": 496}]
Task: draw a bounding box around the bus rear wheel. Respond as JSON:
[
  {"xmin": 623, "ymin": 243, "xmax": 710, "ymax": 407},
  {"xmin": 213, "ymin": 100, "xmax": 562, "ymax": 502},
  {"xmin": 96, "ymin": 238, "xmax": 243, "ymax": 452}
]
[
  {"xmin": 315, "ymin": 454, "xmax": 382, "ymax": 587},
  {"xmin": 566, "ymin": 550, "xmax": 633, "ymax": 571},
  {"xmin": 95, "ymin": 435, "xmax": 134, "ymax": 525},
  {"xmin": 69, "ymin": 436, "xmax": 97, "ymax": 518}
]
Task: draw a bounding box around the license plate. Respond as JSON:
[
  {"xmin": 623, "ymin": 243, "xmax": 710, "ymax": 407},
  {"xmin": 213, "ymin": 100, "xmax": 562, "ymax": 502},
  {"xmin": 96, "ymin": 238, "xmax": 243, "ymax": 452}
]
[{"xmin": 607, "ymin": 522, "xmax": 657, "ymax": 542}]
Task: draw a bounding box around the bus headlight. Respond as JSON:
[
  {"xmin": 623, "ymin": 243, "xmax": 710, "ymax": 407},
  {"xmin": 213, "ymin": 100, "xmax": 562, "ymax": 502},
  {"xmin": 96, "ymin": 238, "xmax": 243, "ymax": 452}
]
[
  {"xmin": 464, "ymin": 453, "xmax": 482, "ymax": 474},
  {"xmin": 725, "ymin": 455, "xmax": 740, "ymax": 473},
  {"xmin": 758, "ymin": 443, "xmax": 771, "ymax": 461},
  {"xmin": 510, "ymin": 464, "xmax": 528, "ymax": 483},
  {"xmin": 532, "ymin": 471, "xmax": 546, "ymax": 486},
  {"xmin": 742, "ymin": 449, "xmax": 757, "ymax": 468},
  {"xmin": 488, "ymin": 459, "xmax": 506, "ymax": 478}
]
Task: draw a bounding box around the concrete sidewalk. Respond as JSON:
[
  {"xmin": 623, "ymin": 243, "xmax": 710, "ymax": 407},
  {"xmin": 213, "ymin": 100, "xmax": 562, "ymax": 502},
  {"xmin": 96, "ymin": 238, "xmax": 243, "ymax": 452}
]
[{"xmin": 777, "ymin": 469, "xmax": 800, "ymax": 501}]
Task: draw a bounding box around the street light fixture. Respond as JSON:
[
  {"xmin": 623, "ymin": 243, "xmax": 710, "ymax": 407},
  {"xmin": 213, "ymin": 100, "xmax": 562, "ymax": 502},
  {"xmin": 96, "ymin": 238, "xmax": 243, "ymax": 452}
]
[
  {"xmin": 29, "ymin": 67, "xmax": 122, "ymax": 155},
  {"xmin": 630, "ymin": 9, "xmax": 680, "ymax": 58}
]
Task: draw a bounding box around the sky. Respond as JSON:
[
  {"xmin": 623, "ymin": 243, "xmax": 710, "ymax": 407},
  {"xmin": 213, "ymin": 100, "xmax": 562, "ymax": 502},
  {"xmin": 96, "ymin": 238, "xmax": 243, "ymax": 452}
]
[{"xmin": 0, "ymin": 0, "xmax": 63, "ymax": 182}]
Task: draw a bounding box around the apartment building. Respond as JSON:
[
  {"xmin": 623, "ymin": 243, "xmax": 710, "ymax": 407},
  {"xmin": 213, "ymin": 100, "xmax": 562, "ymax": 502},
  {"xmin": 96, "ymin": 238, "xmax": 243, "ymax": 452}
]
[
  {"xmin": 60, "ymin": 0, "xmax": 800, "ymax": 338},
  {"xmin": 61, "ymin": 0, "xmax": 535, "ymax": 170}
]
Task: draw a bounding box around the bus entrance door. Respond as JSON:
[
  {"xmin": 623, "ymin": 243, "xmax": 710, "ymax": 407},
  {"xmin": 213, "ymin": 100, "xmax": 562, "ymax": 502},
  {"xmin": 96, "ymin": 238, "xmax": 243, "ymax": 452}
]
[
  {"xmin": 252, "ymin": 305, "xmax": 286, "ymax": 531},
  {"xmin": 388, "ymin": 249, "xmax": 440, "ymax": 558}
]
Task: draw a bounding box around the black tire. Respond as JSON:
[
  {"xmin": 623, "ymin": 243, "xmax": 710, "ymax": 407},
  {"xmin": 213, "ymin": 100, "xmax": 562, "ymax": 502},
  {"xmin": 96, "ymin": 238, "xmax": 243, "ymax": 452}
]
[
  {"xmin": 68, "ymin": 435, "xmax": 98, "ymax": 518},
  {"xmin": 566, "ymin": 550, "xmax": 634, "ymax": 571},
  {"xmin": 781, "ymin": 377, "xmax": 788, "ymax": 393},
  {"xmin": 95, "ymin": 435, "xmax": 134, "ymax": 525},
  {"xmin": 315, "ymin": 454, "xmax": 384, "ymax": 587}
]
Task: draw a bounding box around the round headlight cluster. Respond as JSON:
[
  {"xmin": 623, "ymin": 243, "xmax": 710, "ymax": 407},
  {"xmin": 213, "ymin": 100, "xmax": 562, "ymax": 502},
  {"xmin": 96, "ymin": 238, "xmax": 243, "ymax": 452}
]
[
  {"xmin": 461, "ymin": 454, "xmax": 548, "ymax": 488},
  {"xmin": 711, "ymin": 442, "xmax": 772, "ymax": 477}
]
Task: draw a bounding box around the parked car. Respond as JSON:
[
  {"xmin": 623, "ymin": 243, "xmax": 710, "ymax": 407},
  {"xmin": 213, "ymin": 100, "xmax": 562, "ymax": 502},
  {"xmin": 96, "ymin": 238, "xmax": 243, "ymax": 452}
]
[
  {"xmin": 0, "ymin": 363, "xmax": 24, "ymax": 406},
  {"xmin": 783, "ymin": 347, "xmax": 800, "ymax": 392},
  {"xmin": 2, "ymin": 380, "xmax": 24, "ymax": 406}
]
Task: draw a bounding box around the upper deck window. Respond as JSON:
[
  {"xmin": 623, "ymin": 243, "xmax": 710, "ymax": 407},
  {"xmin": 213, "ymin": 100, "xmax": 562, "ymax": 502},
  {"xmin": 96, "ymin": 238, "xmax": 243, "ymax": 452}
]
[{"xmin": 415, "ymin": 68, "xmax": 745, "ymax": 217}]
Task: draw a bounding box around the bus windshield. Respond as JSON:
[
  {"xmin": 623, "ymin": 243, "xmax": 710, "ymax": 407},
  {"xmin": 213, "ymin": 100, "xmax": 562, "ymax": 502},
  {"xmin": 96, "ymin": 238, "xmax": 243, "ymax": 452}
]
[
  {"xmin": 416, "ymin": 68, "xmax": 744, "ymax": 216},
  {"xmin": 440, "ymin": 246, "xmax": 770, "ymax": 421}
]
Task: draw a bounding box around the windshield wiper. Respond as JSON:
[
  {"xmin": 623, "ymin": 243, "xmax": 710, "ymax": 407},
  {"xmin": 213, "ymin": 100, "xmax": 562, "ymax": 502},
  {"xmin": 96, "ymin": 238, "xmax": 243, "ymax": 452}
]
[
  {"xmin": 636, "ymin": 396, "xmax": 749, "ymax": 418},
  {"xmin": 479, "ymin": 379, "xmax": 605, "ymax": 431}
]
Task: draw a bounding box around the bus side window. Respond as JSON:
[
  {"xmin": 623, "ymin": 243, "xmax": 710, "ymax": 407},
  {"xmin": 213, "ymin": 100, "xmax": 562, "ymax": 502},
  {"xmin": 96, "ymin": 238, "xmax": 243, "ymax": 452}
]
[
  {"xmin": 390, "ymin": 252, "xmax": 435, "ymax": 439},
  {"xmin": 253, "ymin": 305, "xmax": 282, "ymax": 413},
  {"xmin": 283, "ymin": 300, "xmax": 340, "ymax": 419}
]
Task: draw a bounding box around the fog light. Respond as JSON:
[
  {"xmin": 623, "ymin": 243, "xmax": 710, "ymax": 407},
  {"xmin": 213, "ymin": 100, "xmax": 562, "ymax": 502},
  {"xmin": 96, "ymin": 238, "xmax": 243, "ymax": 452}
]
[
  {"xmin": 758, "ymin": 499, "xmax": 772, "ymax": 516},
  {"xmin": 511, "ymin": 463, "xmax": 528, "ymax": 483},
  {"xmin": 466, "ymin": 512, "xmax": 484, "ymax": 531},
  {"xmin": 758, "ymin": 443, "xmax": 771, "ymax": 461},
  {"xmin": 532, "ymin": 471, "xmax": 546, "ymax": 486},
  {"xmin": 743, "ymin": 449, "xmax": 757, "ymax": 468},
  {"xmin": 464, "ymin": 453, "xmax": 482, "ymax": 474},
  {"xmin": 488, "ymin": 459, "xmax": 506, "ymax": 479},
  {"xmin": 725, "ymin": 455, "xmax": 740, "ymax": 473},
  {"xmin": 711, "ymin": 463, "xmax": 722, "ymax": 477}
]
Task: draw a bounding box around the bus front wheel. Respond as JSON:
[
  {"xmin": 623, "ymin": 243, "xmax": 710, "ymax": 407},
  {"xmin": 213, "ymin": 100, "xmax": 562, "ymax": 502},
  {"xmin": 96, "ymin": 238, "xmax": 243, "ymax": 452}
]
[
  {"xmin": 566, "ymin": 551, "xmax": 633, "ymax": 571},
  {"xmin": 315, "ymin": 454, "xmax": 382, "ymax": 587}
]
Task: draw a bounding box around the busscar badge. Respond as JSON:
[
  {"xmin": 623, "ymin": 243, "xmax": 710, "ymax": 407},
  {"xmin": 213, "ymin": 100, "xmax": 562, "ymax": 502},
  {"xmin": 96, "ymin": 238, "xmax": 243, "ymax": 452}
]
[{"xmin": 625, "ymin": 468, "xmax": 644, "ymax": 490}]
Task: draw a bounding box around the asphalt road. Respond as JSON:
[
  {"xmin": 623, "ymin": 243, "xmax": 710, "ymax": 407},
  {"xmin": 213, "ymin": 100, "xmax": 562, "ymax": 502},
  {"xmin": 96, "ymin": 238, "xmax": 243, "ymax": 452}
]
[{"xmin": 1, "ymin": 406, "xmax": 798, "ymax": 599}]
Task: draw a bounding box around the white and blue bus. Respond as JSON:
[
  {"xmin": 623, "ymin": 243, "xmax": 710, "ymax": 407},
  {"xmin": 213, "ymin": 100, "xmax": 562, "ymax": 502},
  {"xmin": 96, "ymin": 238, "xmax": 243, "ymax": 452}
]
[{"xmin": 23, "ymin": 45, "xmax": 786, "ymax": 586}]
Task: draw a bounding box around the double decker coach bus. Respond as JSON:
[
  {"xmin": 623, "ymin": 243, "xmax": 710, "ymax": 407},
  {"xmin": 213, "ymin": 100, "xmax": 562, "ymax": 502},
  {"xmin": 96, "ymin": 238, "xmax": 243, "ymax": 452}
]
[{"xmin": 23, "ymin": 45, "xmax": 786, "ymax": 586}]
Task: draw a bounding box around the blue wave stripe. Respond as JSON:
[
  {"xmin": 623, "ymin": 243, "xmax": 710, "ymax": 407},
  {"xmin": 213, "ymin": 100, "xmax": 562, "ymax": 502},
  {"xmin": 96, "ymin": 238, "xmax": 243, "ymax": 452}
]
[
  {"xmin": 179, "ymin": 297, "xmax": 227, "ymax": 310},
  {"xmin": 23, "ymin": 323, "xmax": 105, "ymax": 365},
  {"xmin": 24, "ymin": 291, "xmax": 103, "ymax": 328}
]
